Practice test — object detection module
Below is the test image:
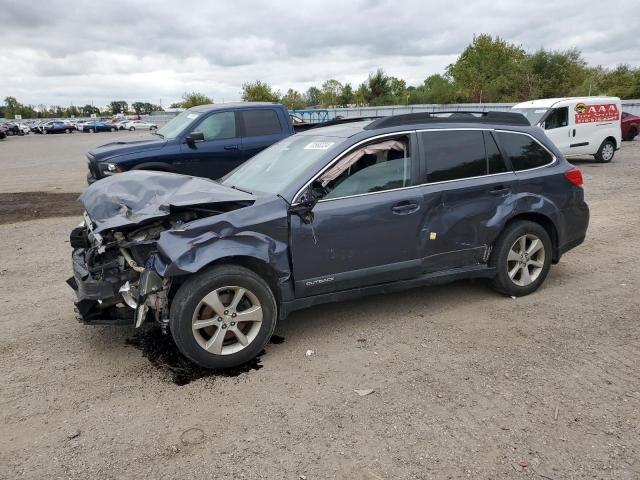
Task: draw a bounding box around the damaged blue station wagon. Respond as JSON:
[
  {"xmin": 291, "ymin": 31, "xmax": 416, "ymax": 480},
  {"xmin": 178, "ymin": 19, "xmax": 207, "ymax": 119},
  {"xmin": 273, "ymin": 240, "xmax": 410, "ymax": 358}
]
[{"xmin": 68, "ymin": 112, "xmax": 589, "ymax": 369}]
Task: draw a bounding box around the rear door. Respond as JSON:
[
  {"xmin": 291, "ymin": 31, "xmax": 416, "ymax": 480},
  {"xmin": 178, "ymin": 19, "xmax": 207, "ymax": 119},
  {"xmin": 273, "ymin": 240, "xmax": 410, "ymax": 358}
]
[
  {"xmin": 416, "ymin": 129, "xmax": 518, "ymax": 272},
  {"xmin": 179, "ymin": 111, "xmax": 242, "ymax": 179},
  {"xmin": 239, "ymin": 109, "xmax": 285, "ymax": 162}
]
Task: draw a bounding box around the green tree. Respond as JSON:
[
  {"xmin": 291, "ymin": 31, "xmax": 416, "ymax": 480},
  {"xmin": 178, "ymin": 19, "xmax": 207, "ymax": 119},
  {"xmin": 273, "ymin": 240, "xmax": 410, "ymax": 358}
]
[
  {"xmin": 527, "ymin": 48, "xmax": 588, "ymax": 98},
  {"xmin": 338, "ymin": 83, "xmax": 354, "ymax": 106},
  {"xmin": 241, "ymin": 81, "xmax": 280, "ymax": 102},
  {"xmin": 281, "ymin": 89, "xmax": 305, "ymax": 109},
  {"xmin": 131, "ymin": 102, "xmax": 163, "ymax": 115},
  {"xmin": 389, "ymin": 77, "xmax": 408, "ymax": 103},
  {"xmin": 180, "ymin": 92, "xmax": 213, "ymax": 109},
  {"xmin": 447, "ymin": 34, "xmax": 529, "ymax": 102},
  {"xmin": 109, "ymin": 100, "xmax": 128, "ymax": 115},
  {"xmin": 353, "ymin": 83, "xmax": 370, "ymax": 106},
  {"xmin": 365, "ymin": 69, "xmax": 393, "ymax": 105},
  {"xmin": 304, "ymin": 86, "xmax": 321, "ymax": 106},
  {"xmin": 82, "ymin": 104, "xmax": 100, "ymax": 116},
  {"xmin": 319, "ymin": 79, "xmax": 343, "ymax": 107}
]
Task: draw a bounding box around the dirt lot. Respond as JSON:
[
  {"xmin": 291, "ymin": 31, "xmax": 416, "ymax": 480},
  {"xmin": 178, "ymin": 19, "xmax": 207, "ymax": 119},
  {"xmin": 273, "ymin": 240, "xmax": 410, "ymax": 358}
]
[{"xmin": 0, "ymin": 134, "xmax": 638, "ymax": 479}]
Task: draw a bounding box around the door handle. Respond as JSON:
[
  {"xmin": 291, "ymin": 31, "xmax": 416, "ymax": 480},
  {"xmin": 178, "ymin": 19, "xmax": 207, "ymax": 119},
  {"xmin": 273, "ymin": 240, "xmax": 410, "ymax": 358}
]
[
  {"xmin": 488, "ymin": 185, "xmax": 511, "ymax": 196},
  {"xmin": 224, "ymin": 145, "xmax": 239, "ymax": 150},
  {"xmin": 391, "ymin": 201, "xmax": 419, "ymax": 215},
  {"xmin": 572, "ymin": 129, "xmax": 576, "ymax": 137}
]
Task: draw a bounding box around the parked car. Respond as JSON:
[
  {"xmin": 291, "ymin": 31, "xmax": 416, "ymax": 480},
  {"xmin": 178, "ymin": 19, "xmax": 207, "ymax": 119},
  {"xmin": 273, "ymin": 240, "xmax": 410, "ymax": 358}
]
[
  {"xmin": 111, "ymin": 119, "xmax": 130, "ymax": 130},
  {"xmin": 122, "ymin": 120, "xmax": 157, "ymax": 131},
  {"xmin": 85, "ymin": 102, "xmax": 295, "ymax": 184},
  {"xmin": 68, "ymin": 111, "xmax": 589, "ymax": 369},
  {"xmin": 1, "ymin": 122, "xmax": 21, "ymax": 136},
  {"xmin": 621, "ymin": 111, "xmax": 639, "ymax": 141},
  {"xmin": 17, "ymin": 123, "xmax": 31, "ymax": 135},
  {"xmin": 42, "ymin": 121, "xmax": 76, "ymax": 134},
  {"xmin": 0, "ymin": 126, "xmax": 7, "ymax": 140},
  {"xmin": 513, "ymin": 96, "xmax": 622, "ymax": 162},
  {"xmin": 81, "ymin": 121, "xmax": 118, "ymax": 133}
]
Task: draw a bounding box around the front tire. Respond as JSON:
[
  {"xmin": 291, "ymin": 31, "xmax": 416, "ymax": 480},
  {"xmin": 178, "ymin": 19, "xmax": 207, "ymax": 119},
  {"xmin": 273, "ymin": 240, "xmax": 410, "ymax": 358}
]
[
  {"xmin": 129, "ymin": 127, "xmax": 135, "ymax": 131},
  {"xmin": 89, "ymin": 128, "xmax": 95, "ymax": 133},
  {"xmin": 110, "ymin": 127, "xmax": 116, "ymax": 132},
  {"xmin": 594, "ymin": 139, "xmax": 615, "ymax": 163},
  {"xmin": 625, "ymin": 127, "xmax": 637, "ymax": 142},
  {"xmin": 490, "ymin": 220, "xmax": 552, "ymax": 297},
  {"xmin": 170, "ymin": 265, "xmax": 278, "ymax": 369}
]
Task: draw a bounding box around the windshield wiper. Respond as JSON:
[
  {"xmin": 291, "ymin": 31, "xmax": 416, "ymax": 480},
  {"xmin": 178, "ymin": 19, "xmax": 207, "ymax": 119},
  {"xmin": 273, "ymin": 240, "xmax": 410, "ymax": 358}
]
[
  {"xmin": 230, "ymin": 185, "xmax": 253, "ymax": 195},
  {"xmin": 152, "ymin": 131, "xmax": 164, "ymax": 139}
]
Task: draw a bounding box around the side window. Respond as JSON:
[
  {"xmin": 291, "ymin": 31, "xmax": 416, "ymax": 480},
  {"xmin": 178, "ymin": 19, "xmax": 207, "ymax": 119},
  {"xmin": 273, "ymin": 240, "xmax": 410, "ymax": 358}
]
[
  {"xmin": 241, "ymin": 109, "xmax": 282, "ymax": 137},
  {"xmin": 484, "ymin": 132, "xmax": 508, "ymax": 174},
  {"xmin": 192, "ymin": 112, "xmax": 236, "ymax": 141},
  {"xmin": 316, "ymin": 136, "xmax": 412, "ymax": 200},
  {"xmin": 422, "ymin": 130, "xmax": 486, "ymax": 183},
  {"xmin": 544, "ymin": 107, "xmax": 568, "ymax": 129},
  {"xmin": 496, "ymin": 132, "xmax": 554, "ymax": 171}
]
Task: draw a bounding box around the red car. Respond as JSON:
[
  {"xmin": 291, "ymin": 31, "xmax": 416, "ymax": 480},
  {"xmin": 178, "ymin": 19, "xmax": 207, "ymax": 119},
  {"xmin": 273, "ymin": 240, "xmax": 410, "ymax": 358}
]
[{"xmin": 621, "ymin": 111, "xmax": 639, "ymax": 141}]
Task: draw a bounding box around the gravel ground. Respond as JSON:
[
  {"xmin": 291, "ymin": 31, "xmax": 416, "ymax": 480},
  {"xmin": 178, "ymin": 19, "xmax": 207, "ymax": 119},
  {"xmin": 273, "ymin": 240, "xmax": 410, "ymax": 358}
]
[{"xmin": 0, "ymin": 136, "xmax": 638, "ymax": 479}]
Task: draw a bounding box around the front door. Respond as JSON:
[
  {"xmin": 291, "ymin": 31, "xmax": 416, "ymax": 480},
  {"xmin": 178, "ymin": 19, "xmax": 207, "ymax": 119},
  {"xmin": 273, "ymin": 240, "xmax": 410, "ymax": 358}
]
[
  {"xmin": 179, "ymin": 111, "xmax": 242, "ymax": 179},
  {"xmin": 542, "ymin": 106, "xmax": 573, "ymax": 154},
  {"xmin": 290, "ymin": 133, "xmax": 423, "ymax": 297}
]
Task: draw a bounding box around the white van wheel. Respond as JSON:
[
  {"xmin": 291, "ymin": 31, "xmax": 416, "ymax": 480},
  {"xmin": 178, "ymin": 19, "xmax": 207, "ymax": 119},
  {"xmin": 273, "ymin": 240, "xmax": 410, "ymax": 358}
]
[{"xmin": 595, "ymin": 139, "xmax": 615, "ymax": 163}]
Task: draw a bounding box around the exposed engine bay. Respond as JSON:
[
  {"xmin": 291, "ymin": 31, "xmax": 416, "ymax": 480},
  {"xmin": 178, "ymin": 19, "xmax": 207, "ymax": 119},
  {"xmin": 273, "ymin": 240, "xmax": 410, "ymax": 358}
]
[{"xmin": 68, "ymin": 204, "xmax": 246, "ymax": 328}]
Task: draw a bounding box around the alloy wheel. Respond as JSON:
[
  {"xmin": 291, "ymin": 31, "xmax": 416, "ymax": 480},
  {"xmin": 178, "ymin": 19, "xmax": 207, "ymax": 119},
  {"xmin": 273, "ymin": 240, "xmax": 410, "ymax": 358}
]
[
  {"xmin": 602, "ymin": 143, "xmax": 614, "ymax": 161},
  {"xmin": 507, "ymin": 234, "xmax": 545, "ymax": 286},
  {"xmin": 191, "ymin": 286, "xmax": 263, "ymax": 355}
]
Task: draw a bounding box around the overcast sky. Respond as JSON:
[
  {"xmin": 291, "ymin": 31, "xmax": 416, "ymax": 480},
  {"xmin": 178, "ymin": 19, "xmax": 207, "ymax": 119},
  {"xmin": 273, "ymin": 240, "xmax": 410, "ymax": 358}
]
[{"xmin": 1, "ymin": 0, "xmax": 638, "ymax": 108}]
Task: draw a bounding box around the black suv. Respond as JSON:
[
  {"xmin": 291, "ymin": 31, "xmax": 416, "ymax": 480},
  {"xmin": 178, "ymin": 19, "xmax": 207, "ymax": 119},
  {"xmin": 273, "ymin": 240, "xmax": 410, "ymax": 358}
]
[{"xmin": 68, "ymin": 112, "xmax": 589, "ymax": 369}]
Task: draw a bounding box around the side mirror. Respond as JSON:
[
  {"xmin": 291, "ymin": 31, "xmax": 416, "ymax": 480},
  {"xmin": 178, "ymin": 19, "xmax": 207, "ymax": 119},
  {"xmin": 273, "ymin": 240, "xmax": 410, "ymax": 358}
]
[
  {"xmin": 185, "ymin": 131, "xmax": 205, "ymax": 144},
  {"xmin": 289, "ymin": 185, "xmax": 322, "ymax": 224}
]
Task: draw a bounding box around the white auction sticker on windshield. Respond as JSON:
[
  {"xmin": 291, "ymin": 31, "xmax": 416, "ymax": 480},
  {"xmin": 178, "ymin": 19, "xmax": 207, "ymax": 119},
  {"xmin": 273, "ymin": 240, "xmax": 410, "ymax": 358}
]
[
  {"xmin": 304, "ymin": 141, "xmax": 334, "ymax": 150},
  {"xmin": 186, "ymin": 113, "xmax": 199, "ymax": 119}
]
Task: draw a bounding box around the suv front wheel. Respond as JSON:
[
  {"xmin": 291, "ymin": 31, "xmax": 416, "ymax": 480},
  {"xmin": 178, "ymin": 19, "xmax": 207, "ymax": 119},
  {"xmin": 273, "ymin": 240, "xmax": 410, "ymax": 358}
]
[
  {"xmin": 170, "ymin": 265, "xmax": 278, "ymax": 369},
  {"xmin": 490, "ymin": 220, "xmax": 552, "ymax": 297}
]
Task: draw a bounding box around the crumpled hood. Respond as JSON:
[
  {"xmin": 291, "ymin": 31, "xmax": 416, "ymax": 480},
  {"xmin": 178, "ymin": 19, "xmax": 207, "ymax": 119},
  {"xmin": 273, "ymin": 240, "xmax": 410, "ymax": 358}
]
[
  {"xmin": 80, "ymin": 170, "xmax": 255, "ymax": 233},
  {"xmin": 88, "ymin": 137, "xmax": 167, "ymax": 162}
]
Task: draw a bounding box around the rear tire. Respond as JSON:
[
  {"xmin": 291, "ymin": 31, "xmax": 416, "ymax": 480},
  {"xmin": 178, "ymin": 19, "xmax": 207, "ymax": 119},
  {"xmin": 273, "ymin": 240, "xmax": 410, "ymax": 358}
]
[
  {"xmin": 65, "ymin": 128, "xmax": 70, "ymax": 134},
  {"xmin": 170, "ymin": 265, "xmax": 277, "ymax": 370},
  {"xmin": 129, "ymin": 127, "xmax": 135, "ymax": 131},
  {"xmin": 490, "ymin": 220, "xmax": 552, "ymax": 297},
  {"xmin": 110, "ymin": 127, "xmax": 116, "ymax": 132},
  {"xmin": 594, "ymin": 139, "xmax": 615, "ymax": 163},
  {"xmin": 89, "ymin": 128, "xmax": 95, "ymax": 133}
]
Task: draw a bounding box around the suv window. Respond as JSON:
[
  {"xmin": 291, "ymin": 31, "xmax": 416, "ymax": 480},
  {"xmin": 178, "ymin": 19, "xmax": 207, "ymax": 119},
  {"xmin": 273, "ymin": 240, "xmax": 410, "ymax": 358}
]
[
  {"xmin": 496, "ymin": 132, "xmax": 553, "ymax": 171},
  {"xmin": 241, "ymin": 109, "xmax": 282, "ymax": 137},
  {"xmin": 544, "ymin": 107, "xmax": 568, "ymax": 129},
  {"xmin": 485, "ymin": 131, "xmax": 508, "ymax": 174},
  {"xmin": 318, "ymin": 136, "xmax": 412, "ymax": 199},
  {"xmin": 421, "ymin": 130, "xmax": 486, "ymax": 182},
  {"xmin": 192, "ymin": 112, "xmax": 236, "ymax": 141}
]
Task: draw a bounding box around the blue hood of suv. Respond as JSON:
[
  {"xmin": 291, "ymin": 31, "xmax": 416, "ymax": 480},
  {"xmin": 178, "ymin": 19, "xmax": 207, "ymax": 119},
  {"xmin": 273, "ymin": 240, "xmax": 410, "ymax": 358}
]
[{"xmin": 88, "ymin": 137, "xmax": 168, "ymax": 162}]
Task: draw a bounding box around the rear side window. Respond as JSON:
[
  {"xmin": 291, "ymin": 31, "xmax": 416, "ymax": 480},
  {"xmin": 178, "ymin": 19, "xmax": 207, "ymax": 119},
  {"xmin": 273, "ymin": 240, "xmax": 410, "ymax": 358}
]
[
  {"xmin": 241, "ymin": 109, "xmax": 282, "ymax": 137},
  {"xmin": 496, "ymin": 132, "xmax": 554, "ymax": 171},
  {"xmin": 192, "ymin": 112, "xmax": 237, "ymax": 141},
  {"xmin": 421, "ymin": 130, "xmax": 486, "ymax": 182}
]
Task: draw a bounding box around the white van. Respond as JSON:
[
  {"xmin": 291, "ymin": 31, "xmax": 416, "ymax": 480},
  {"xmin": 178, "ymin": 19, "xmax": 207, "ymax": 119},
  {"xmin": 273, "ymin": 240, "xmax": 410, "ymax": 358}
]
[{"xmin": 512, "ymin": 97, "xmax": 622, "ymax": 162}]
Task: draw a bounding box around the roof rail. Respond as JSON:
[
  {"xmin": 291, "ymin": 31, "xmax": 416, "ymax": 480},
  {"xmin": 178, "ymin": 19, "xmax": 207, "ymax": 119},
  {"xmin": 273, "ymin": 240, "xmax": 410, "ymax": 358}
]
[
  {"xmin": 363, "ymin": 111, "xmax": 530, "ymax": 130},
  {"xmin": 301, "ymin": 116, "xmax": 380, "ymax": 130}
]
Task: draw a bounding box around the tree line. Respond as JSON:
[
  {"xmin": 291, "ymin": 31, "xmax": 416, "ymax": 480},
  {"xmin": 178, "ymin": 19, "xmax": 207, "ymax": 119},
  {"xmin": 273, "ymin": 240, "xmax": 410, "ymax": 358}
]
[
  {"xmin": 244, "ymin": 35, "xmax": 640, "ymax": 108},
  {"xmin": 2, "ymin": 34, "xmax": 639, "ymax": 119}
]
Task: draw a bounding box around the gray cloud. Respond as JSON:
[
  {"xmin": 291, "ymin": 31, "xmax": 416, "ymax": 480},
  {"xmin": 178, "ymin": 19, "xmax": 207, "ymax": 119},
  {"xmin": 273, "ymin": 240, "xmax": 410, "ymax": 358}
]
[{"xmin": 0, "ymin": 0, "xmax": 638, "ymax": 107}]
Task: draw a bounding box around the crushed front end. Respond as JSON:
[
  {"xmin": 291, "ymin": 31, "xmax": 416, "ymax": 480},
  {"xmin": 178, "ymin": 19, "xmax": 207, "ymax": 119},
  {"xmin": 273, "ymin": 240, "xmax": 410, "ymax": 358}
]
[{"xmin": 67, "ymin": 212, "xmax": 171, "ymax": 327}]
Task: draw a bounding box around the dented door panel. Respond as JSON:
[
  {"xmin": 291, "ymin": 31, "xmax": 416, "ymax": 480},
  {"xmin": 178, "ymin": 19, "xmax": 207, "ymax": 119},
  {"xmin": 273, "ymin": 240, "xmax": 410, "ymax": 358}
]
[{"xmin": 416, "ymin": 173, "xmax": 519, "ymax": 272}]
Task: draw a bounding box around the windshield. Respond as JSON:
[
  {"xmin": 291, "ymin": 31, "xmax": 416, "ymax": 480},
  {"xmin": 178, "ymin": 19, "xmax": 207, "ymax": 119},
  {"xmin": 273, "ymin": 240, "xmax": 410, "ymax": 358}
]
[
  {"xmin": 156, "ymin": 110, "xmax": 200, "ymax": 139},
  {"xmin": 512, "ymin": 108, "xmax": 550, "ymax": 126},
  {"xmin": 222, "ymin": 135, "xmax": 339, "ymax": 195}
]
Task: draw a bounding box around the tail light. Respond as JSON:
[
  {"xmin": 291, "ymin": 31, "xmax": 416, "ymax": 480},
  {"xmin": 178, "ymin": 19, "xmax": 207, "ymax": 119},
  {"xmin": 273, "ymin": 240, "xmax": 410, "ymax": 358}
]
[{"xmin": 564, "ymin": 166, "xmax": 583, "ymax": 186}]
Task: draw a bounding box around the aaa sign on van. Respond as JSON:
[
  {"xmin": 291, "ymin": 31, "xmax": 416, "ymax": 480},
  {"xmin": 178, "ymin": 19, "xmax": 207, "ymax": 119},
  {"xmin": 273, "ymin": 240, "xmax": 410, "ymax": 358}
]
[{"xmin": 574, "ymin": 103, "xmax": 620, "ymax": 124}]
